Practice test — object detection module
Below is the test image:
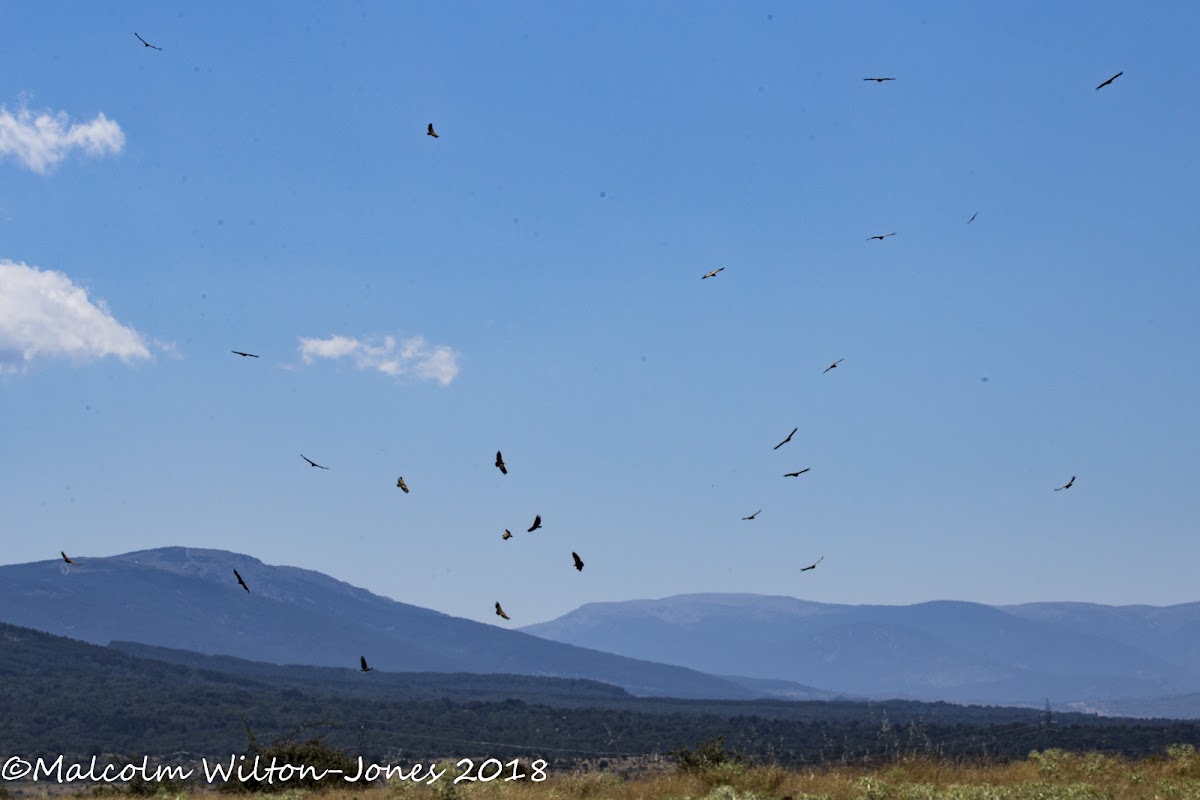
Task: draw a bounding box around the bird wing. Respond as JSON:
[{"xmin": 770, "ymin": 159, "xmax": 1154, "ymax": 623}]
[
  {"xmin": 773, "ymin": 428, "xmax": 796, "ymax": 449},
  {"xmin": 361, "ymin": 656, "xmax": 369, "ymax": 670}
]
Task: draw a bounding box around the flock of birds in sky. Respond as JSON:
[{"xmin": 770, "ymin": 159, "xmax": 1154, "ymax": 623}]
[{"xmin": 52, "ymin": 31, "xmax": 1116, "ymax": 675}]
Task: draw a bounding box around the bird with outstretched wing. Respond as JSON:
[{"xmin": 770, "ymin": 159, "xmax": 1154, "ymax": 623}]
[{"xmin": 773, "ymin": 427, "xmax": 797, "ymax": 450}]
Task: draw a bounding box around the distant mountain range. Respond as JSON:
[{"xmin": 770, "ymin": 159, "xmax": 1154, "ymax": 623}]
[
  {"xmin": 4, "ymin": 548, "xmax": 1199, "ymax": 716},
  {"xmin": 0, "ymin": 547, "xmax": 753, "ymax": 699},
  {"xmin": 520, "ymin": 593, "xmax": 1200, "ymax": 713}
]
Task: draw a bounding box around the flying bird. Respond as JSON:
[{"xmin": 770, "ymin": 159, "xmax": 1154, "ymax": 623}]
[
  {"xmin": 61, "ymin": 551, "xmax": 78, "ymax": 565},
  {"xmin": 527, "ymin": 515, "xmax": 542, "ymax": 532},
  {"xmin": 502, "ymin": 529, "xmax": 513, "ymax": 540},
  {"xmin": 427, "ymin": 123, "xmax": 439, "ymax": 138},
  {"xmin": 864, "ymin": 77, "xmax": 895, "ymax": 82},
  {"xmin": 495, "ymin": 451, "xmax": 507, "ymax": 475},
  {"xmin": 396, "ymin": 476, "xmax": 409, "ymax": 493},
  {"xmin": 701, "ymin": 267, "xmax": 725, "ymax": 279},
  {"xmin": 301, "ymin": 454, "xmax": 329, "ymax": 470},
  {"xmin": 495, "ymin": 602, "xmax": 510, "ymax": 620},
  {"xmin": 967, "ymin": 212, "xmax": 979, "ymax": 224},
  {"xmin": 572, "ymin": 552, "xmax": 584, "ymax": 572},
  {"xmin": 1055, "ymin": 475, "xmax": 1076, "ymax": 491},
  {"xmin": 742, "ymin": 510, "xmax": 761, "ymax": 521},
  {"xmin": 823, "ymin": 358, "xmax": 844, "ymax": 374},
  {"xmin": 231, "ymin": 350, "xmax": 259, "ymax": 358},
  {"xmin": 867, "ymin": 233, "xmax": 896, "ymax": 241},
  {"xmin": 800, "ymin": 556, "xmax": 824, "ymax": 572},
  {"xmin": 773, "ymin": 427, "xmax": 798, "ymax": 450},
  {"xmin": 233, "ymin": 569, "xmax": 249, "ymax": 592},
  {"xmin": 360, "ymin": 656, "xmax": 373, "ymax": 673},
  {"xmin": 1095, "ymin": 71, "xmax": 1123, "ymax": 90},
  {"xmin": 135, "ymin": 33, "xmax": 162, "ymax": 50},
  {"xmin": 784, "ymin": 469, "xmax": 811, "ymax": 477}
]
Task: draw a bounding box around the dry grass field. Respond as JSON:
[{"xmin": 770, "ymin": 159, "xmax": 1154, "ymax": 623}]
[{"xmin": 9, "ymin": 746, "xmax": 1200, "ymax": 800}]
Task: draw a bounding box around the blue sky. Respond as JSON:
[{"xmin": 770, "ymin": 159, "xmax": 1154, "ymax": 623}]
[{"xmin": 2, "ymin": 2, "xmax": 1198, "ymax": 626}]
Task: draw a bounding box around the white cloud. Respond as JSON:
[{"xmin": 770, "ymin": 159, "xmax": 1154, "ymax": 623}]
[
  {"xmin": 0, "ymin": 259, "xmax": 151, "ymax": 372},
  {"xmin": 299, "ymin": 334, "xmax": 460, "ymax": 385},
  {"xmin": 0, "ymin": 102, "xmax": 125, "ymax": 174}
]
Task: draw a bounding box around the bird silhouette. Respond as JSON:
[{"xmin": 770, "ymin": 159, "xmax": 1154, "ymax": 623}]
[
  {"xmin": 784, "ymin": 469, "xmax": 811, "ymax": 477},
  {"xmin": 301, "ymin": 454, "xmax": 329, "ymax": 470},
  {"xmin": 701, "ymin": 267, "xmax": 724, "ymax": 279},
  {"xmin": 396, "ymin": 476, "xmax": 409, "ymax": 493},
  {"xmin": 823, "ymin": 359, "xmax": 844, "ymax": 374},
  {"xmin": 864, "ymin": 77, "xmax": 894, "ymax": 82},
  {"xmin": 773, "ymin": 427, "xmax": 798, "ymax": 450},
  {"xmin": 800, "ymin": 556, "xmax": 824, "ymax": 571},
  {"xmin": 135, "ymin": 33, "xmax": 162, "ymax": 50},
  {"xmin": 231, "ymin": 350, "xmax": 259, "ymax": 358},
  {"xmin": 867, "ymin": 233, "xmax": 896, "ymax": 241},
  {"xmin": 572, "ymin": 552, "xmax": 584, "ymax": 571},
  {"xmin": 527, "ymin": 515, "xmax": 542, "ymax": 532},
  {"xmin": 1095, "ymin": 72, "xmax": 1123, "ymax": 90},
  {"xmin": 742, "ymin": 510, "xmax": 761, "ymax": 520},
  {"xmin": 61, "ymin": 551, "xmax": 78, "ymax": 565},
  {"xmin": 1055, "ymin": 476, "xmax": 1076, "ymax": 491},
  {"xmin": 233, "ymin": 569, "xmax": 249, "ymax": 592},
  {"xmin": 502, "ymin": 529, "xmax": 513, "ymax": 540},
  {"xmin": 967, "ymin": 212, "xmax": 979, "ymax": 224},
  {"xmin": 360, "ymin": 656, "xmax": 373, "ymax": 672},
  {"xmin": 427, "ymin": 123, "xmax": 439, "ymax": 138},
  {"xmin": 495, "ymin": 602, "xmax": 510, "ymax": 620},
  {"xmin": 495, "ymin": 451, "xmax": 507, "ymax": 475}
]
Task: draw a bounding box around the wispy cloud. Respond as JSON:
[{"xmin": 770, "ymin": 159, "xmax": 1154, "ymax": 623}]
[
  {"xmin": 0, "ymin": 101, "xmax": 125, "ymax": 174},
  {"xmin": 299, "ymin": 334, "xmax": 460, "ymax": 385},
  {"xmin": 0, "ymin": 259, "xmax": 150, "ymax": 372}
]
